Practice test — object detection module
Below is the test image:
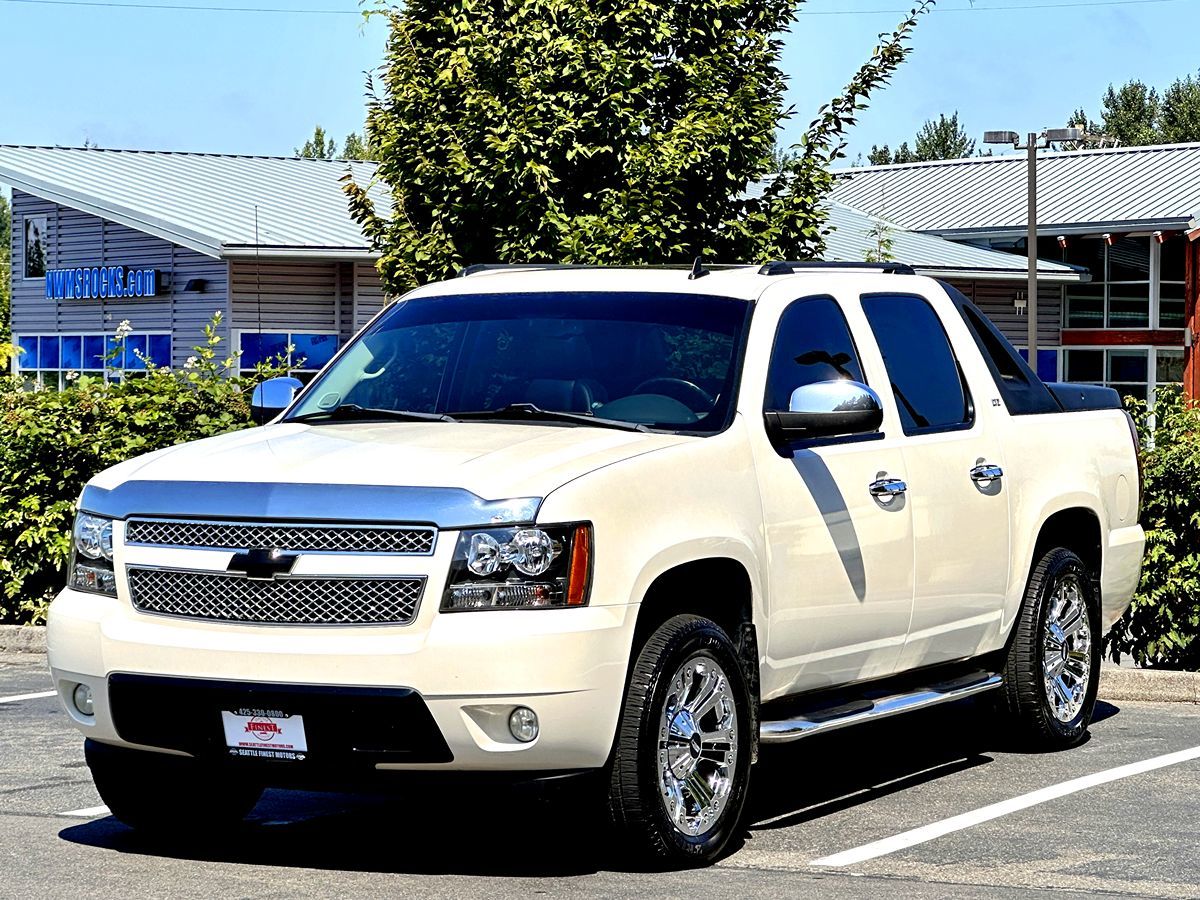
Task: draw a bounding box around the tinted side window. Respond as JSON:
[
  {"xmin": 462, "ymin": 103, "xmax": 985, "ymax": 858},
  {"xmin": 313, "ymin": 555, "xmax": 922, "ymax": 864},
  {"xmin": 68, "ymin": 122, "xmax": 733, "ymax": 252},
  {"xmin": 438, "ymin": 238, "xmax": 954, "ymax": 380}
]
[
  {"xmin": 764, "ymin": 295, "xmax": 865, "ymax": 411},
  {"xmin": 940, "ymin": 283, "xmax": 1060, "ymax": 416},
  {"xmin": 860, "ymin": 293, "xmax": 972, "ymax": 435}
]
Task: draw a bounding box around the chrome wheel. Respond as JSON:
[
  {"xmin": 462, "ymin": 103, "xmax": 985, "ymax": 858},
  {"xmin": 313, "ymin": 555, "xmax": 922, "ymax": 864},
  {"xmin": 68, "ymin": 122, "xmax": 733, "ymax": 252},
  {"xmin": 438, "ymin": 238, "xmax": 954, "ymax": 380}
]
[
  {"xmin": 657, "ymin": 654, "xmax": 739, "ymax": 838},
  {"xmin": 1042, "ymin": 574, "xmax": 1093, "ymax": 723}
]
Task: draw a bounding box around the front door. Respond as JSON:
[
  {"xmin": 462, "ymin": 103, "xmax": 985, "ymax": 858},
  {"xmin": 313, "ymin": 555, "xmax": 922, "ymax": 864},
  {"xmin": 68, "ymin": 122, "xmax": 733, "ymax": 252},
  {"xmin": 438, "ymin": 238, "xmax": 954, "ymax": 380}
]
[{"xmin": 754, "ymin": 295, "xmax": 915, "ymax": 698}]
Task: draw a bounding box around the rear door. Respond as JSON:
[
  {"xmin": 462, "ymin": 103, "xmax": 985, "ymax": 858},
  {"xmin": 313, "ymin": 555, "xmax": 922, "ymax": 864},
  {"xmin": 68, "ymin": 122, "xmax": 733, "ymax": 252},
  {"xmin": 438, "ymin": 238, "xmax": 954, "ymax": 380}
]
[{"xmin": 859, "ymin": 291, "xmax": 1011, "ymax": 670}]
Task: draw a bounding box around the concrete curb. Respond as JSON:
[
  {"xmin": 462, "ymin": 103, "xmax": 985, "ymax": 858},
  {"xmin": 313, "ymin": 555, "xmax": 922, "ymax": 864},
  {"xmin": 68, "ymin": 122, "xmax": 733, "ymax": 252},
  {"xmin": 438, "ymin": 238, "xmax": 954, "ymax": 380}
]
[
  {"xmin": 0, "ymin": 625, "xmax": 46, "ymax": 655},
  {"xmin": 0, "ymin": 626, "xmax": 1195, "ymax": 702},
  {"xmin": 1100, "ymin": 662, "xmax": 1200, "ymax": 704}
]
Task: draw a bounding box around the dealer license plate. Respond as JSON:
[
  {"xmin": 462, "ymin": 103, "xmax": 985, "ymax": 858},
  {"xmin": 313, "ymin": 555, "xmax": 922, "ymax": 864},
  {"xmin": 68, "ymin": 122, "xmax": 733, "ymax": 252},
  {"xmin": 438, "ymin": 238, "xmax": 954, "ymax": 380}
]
[{"xmin": 221, "ymin": 707, "xmax": 308, "ymax": 761}]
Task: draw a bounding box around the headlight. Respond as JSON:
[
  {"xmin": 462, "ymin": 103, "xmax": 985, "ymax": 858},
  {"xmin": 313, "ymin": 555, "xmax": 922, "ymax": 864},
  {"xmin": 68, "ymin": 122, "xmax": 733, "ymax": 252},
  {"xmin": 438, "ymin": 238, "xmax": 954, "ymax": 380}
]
[
  {"xmin": 442, "ymin": 523, "xmax": 592, "ymax": 612},
  {"xmin": 69, "ymin": 513, "xmax": 117, "ymax": 597}
]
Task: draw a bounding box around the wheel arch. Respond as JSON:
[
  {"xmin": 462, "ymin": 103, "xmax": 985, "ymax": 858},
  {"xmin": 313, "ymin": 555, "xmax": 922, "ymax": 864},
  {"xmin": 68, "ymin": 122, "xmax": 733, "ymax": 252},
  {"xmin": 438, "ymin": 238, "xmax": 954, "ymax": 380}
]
[
  {"xmin": 1031, "ymin": 506, "xmax": 1103, "ymax": 583},
  {"xmin": 632, "ymin": 555, "xmax": 757, "ymax": 649}
]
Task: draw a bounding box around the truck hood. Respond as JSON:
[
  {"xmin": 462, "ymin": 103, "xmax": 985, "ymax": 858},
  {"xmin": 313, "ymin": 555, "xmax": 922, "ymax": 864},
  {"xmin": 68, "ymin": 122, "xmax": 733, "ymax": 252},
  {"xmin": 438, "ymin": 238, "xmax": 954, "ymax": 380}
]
[{"xmin": 88, "ymin": 421, "xmax": 691, "ymax": 514}]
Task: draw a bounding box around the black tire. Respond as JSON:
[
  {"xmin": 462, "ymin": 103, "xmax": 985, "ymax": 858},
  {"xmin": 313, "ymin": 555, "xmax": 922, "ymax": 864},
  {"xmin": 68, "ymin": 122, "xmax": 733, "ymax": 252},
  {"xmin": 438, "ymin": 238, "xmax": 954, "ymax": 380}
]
[
  {"xmin": 85, "ymin": 740, "xmax": 263, "ymax": 834},
  {"xmin": 1000, "ymin": 548, "xmax": 1101, "ymax": 749},
  {"xmin": 608, "ymin": 615, "xmax": 752, "ymax": 867}
]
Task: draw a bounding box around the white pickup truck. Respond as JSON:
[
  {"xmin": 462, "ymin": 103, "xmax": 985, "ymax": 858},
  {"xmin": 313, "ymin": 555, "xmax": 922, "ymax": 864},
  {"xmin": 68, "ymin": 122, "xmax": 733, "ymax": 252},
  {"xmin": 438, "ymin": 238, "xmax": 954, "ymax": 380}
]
[{"xmin": 48, "ymin": 262, "xmax": 1144, "ymax": 865}]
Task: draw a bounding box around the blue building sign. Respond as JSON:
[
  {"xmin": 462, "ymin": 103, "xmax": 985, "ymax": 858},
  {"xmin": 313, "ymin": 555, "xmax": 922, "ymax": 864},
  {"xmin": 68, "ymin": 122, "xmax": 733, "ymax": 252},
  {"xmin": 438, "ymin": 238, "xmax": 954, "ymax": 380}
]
[{"xmin": 44, "ymin": 266, "xmax": 159, "ymax": 300}]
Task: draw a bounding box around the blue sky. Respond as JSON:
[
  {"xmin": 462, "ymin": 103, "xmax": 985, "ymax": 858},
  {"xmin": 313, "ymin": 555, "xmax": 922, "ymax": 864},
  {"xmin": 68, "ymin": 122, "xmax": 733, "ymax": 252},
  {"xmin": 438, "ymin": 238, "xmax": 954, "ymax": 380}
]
[{"xmin": 0, "ymin": 0, "xmax": 1194, "ymax": 163}]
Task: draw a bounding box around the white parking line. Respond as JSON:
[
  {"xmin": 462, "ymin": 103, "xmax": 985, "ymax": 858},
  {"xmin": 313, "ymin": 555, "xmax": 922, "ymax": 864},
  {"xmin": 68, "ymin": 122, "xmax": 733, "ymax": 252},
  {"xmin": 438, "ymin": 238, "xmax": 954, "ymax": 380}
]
[
  {"xmin": 60, "ymin": 805, "xmax": 109, "ymax": 818},
  {"xmin": 811, "ymin": 744, "xmax": 1200, "ymax": 868},
  {"xmin": 0, "ymin": 690, "xmax": 56, "ymax": 704}
]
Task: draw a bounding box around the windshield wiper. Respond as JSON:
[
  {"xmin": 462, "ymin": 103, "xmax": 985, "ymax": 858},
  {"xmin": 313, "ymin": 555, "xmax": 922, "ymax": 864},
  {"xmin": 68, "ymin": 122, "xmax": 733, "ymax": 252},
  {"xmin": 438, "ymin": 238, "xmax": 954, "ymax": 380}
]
[
  {"xmin": 287, "ymin": 404, "xmax": 458, "ymax": 425},
  {"xmin": 451, "ymin": 403, "xmax": 650, "ymax": 433}
]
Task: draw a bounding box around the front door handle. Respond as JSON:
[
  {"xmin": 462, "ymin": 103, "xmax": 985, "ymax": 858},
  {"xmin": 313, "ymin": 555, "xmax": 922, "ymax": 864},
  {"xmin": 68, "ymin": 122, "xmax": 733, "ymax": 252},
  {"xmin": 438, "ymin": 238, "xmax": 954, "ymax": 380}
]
[
  {"xmin": 970, "ymin": 463, "xmax": 1004, "ymax": 483},
  {"xmin": 869, "ymin": 477, "xmax": 907, "ymax": 498}
]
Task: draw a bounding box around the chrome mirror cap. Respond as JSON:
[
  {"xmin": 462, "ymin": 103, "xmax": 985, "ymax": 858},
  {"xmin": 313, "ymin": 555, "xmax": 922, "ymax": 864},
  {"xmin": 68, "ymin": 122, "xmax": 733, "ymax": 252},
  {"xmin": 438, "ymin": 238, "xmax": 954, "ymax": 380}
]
[
  {"xmin": 250, "ymin": 376, "xmax": 304, "ymax": 424},
  {"xmin": 766, "ymin": 379, "xmax": 884, "ymax": 446},
  {"xmin": 788, "ymin": 380, "xmax": 883, "ymax": 415}
]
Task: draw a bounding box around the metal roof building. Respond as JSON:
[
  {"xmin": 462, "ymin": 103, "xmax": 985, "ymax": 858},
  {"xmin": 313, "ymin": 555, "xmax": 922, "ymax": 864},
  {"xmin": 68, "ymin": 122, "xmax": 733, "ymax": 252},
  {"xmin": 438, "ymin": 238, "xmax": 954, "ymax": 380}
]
[
  {"xmin": 0, "ymin": 145, "xmax": 389, "ymax": 260},
  {"xmin": 823, "ymin": 202, "xmax": 1082, "ymax": 282},
  {"xmin": 2, "ymin": 147, "xmax": 391, "ymax": 385},
  {"xmin": 830, "ymin": 142, "xmax": 1200, "ymax": 400},
  {"xmin": 831, "ymin": 142, "xmax": 1200, "ymax": 238},
  {"xmin": 4, "ymin": 144, "xmax": 1091, "ymax": 390}
]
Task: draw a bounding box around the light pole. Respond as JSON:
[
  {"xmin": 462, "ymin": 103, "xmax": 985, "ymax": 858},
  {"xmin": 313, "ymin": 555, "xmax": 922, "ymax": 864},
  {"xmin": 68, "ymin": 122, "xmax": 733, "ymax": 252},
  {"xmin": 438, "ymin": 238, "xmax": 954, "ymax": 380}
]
[{"xmin": 983, "ymin": 127, "xmax": 1083, "ymax": 372}]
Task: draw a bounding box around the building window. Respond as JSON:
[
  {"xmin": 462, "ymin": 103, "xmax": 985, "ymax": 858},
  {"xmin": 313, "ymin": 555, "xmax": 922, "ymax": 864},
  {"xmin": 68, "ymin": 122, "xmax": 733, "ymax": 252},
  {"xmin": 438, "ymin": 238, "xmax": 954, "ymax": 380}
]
[
  {"xmin": 23, "ymin": 217, "xmax": 48, "ymax": 279},
  {"xmin": 238, "ymin": 331, "xmax": 339, "ymax": 383},
  {"xmin": 1062, "ymin": 236, "xmax": 1151, "ymax": 328},
  {"xmin": 1061, "ymin": 347, "xmax": 1183, "ymax": 405},
  {"xmin": 1054, "ymin": 234, "xmax": 1188, "ymax": 330},
  {"xmin": 1159, "ymin": 234, "xmax": 1187, "ymax": 329},
  {"xmin": 12, "ymin": 332, "xmax": 170, "ymax": 390}
]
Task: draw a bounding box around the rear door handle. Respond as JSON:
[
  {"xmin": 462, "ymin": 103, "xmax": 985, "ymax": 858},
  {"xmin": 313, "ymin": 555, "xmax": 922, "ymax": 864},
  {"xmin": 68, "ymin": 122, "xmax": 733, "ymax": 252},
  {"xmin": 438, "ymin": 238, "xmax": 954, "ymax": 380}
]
[
  {"xmin": 970, "ymin": 463, "xmax": 1004, "ymax": 483},
  {"xmin": 869, "ymin": 477, "xmax": 907, "ymax": 498}
]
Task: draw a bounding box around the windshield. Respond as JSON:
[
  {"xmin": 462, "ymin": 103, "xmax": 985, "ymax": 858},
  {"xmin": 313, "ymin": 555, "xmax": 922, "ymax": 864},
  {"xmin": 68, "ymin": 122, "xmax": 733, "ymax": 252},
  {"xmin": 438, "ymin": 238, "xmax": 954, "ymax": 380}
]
[{"xmin": 286, "ymin": 291, "xmax": 751, "ymax": 434}]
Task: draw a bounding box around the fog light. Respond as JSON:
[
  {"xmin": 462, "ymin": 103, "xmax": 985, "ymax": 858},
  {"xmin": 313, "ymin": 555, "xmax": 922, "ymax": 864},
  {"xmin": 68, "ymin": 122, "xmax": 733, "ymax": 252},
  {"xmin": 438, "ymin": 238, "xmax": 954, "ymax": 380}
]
[
  {"xmin": 72, "ymin": 683, "xmax": 94, "ymax": 717},
  {"xmin": 508, "ymin": 706, "xmax": 539, "ymax": 743}
]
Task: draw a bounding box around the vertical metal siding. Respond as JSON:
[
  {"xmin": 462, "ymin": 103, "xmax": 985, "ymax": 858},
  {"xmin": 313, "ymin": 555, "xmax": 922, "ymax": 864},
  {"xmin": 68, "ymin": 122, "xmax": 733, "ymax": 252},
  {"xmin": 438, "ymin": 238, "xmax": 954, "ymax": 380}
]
[
  {"xmin": 229, "ymin": 260, "xmax": 339, "ymax": 332},
  {"xmin": 948, "ymin": 279, "xmax": 1062, "ymax": 348},
  {"xmin": 353, "ymin": 261, "xmax": 387, "ymax": 331},
  {"xmin": 9, "ymin": 190, "xmax": 229, "ymax": 368}
]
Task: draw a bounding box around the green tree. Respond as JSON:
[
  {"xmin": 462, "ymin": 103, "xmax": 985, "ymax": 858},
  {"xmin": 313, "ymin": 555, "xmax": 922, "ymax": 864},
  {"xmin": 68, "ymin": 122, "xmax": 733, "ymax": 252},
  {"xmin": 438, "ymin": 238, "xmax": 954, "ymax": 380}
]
[
  {"xmin": 1099, "ymin": 80, "xmax": 1161, "ymax": 146},
  {"xmin": 1160, "ymin": 73, "xmax": 1200, "ymax": 144},
  {"xmin": 868, "ymin": 141, "xmax": 917, "ymax": 165},
  {"xmin": 296, "ymin": 125, "xmax": 338, "ymax": 159},
  {"xmin": 348, "ymin": 0, "xmax": 934, "ymax": 290},
  {"xmin": 341, "ymin": 131, "xmax": 376, "ymax": 161},
  {"xmin": 867, "ymin": 144, "xmax": 894, "ymax": 166},
  {"xmin": 868, "ymin": 111, "xmax": 972, "ymax": 164},
  {"xmin": 913, "ymin": 111, "xmax": 974, "ymax": 160}
]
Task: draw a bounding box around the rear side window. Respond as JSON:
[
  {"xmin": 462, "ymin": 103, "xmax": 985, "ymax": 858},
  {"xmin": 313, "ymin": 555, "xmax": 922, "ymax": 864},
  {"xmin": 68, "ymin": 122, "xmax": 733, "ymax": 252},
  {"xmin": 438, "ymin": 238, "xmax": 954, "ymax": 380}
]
[
  {"xmin": 861, "ymin": 293, "xmax": 972, "ymax": 435},
  {"xmin": 764, "ymin": 295, "xmax": 866, "ymax": 411},
  {"xmin": 941, "ymin": 282, "xmax": 1060, "ymax": 415}
]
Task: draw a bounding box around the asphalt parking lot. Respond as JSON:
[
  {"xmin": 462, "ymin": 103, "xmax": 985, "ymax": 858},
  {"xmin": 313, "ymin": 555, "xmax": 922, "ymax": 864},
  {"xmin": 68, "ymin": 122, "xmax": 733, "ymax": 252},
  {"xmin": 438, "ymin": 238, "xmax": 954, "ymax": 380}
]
[{"xmin": 2, "ymin": 652, "xmax": 1199, "ymax": 900}]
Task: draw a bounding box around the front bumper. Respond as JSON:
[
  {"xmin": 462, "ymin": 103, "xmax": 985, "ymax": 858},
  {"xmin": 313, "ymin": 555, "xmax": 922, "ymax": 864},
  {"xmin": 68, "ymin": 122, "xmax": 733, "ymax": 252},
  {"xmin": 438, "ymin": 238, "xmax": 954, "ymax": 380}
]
[{"xmin": 48, "ymin": 586, "xmax": 638, "ymax": 773}]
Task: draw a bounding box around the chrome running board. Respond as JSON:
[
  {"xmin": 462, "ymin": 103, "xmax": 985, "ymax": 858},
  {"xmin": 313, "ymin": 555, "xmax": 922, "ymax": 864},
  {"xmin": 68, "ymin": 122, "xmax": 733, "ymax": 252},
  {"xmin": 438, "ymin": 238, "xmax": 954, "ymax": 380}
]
[{"xmin": 759, "ymin": 671, "xmax": 1003, "ymax": 744}]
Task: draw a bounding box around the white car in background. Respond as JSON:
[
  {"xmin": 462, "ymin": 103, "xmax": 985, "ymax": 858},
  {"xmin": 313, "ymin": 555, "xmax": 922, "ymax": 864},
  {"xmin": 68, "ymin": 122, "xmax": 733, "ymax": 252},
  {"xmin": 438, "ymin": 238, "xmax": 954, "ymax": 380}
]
[{"xmin": 48, "ymin": 262, "xmax": 1143, "ymax": 866}]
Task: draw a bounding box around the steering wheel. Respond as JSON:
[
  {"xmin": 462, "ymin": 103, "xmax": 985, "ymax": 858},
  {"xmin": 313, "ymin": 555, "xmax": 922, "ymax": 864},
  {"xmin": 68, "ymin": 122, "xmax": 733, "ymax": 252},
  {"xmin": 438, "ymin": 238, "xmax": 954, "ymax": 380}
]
[{"xmin": 632, "ymin": 377, "xmax": 715, "ymax": 412}]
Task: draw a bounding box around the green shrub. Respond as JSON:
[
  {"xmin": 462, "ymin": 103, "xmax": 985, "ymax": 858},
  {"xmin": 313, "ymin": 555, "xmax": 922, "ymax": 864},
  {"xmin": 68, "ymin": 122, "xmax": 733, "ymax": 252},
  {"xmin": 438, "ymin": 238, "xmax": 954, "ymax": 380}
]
[
  {"xmin": 1106, "ymin": 387, "xmax": 1200, "ymax": 669},
  {"xmin": 0, "ymin": 314, "xmax": 281, "ymax": 624}
]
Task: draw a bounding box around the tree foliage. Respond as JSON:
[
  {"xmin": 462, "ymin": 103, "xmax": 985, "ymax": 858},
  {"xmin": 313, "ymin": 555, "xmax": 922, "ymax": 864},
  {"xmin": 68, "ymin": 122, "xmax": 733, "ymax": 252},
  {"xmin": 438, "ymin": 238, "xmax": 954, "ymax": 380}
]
[
  {"xmin": 341, "ymin": 131, "xmax": 376, "ymax": 161},
  {"xmin": 348, "ymin": 0, "xmax": 933, "ymax": 290},
  {"xmin": 296, "ymin": 125, "xmax": 376, "ymax": 160},
  {"xmin": 1073, "ymin": 71, "xmax": 1200, "ymax": 146},
  {"xmin": 868, "ymin": 111, "xmax": 973, "ymax": 164},
  {"xmin": 1107, "ymin": 388, "xmax": 1200, "ymax": 670},
  {"xmin": 296, "ymin": 125, "xmax": 339, "ymax": 159}
]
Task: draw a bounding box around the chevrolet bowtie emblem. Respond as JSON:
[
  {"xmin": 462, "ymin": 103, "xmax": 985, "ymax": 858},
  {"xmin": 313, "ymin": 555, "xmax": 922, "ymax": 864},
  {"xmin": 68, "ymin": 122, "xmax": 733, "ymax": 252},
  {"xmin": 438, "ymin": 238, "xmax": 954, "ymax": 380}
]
[{"xmin": 227, "ymin": 548, "xmax": 297, "ymax": 580}]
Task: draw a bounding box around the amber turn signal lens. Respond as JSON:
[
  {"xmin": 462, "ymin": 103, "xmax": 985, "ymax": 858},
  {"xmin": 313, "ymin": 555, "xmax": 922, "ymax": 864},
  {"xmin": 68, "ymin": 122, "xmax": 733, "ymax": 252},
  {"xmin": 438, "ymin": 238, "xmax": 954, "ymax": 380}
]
[{"xmin": 567, "ymin": 524, "xmax": 592, "ymax": 606}]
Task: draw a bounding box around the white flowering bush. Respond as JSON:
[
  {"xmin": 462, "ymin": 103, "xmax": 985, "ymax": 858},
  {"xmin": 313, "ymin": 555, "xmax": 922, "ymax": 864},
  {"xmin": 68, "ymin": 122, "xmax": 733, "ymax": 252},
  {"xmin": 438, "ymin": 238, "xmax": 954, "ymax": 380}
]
[{"xmin": 0, "ymin": 314, "xmax": 288, "ymax": 624}]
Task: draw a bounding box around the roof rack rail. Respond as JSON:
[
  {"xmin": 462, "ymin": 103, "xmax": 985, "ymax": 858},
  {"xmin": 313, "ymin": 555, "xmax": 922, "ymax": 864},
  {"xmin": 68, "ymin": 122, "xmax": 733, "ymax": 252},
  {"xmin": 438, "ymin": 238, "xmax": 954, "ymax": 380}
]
[
  {"xmin": 757, "ymin": 261, "xmax": 917, "ymax": 276},
  {"xmin": 457, "ymin": 262, "xmax": 752, "ymax": 277}
]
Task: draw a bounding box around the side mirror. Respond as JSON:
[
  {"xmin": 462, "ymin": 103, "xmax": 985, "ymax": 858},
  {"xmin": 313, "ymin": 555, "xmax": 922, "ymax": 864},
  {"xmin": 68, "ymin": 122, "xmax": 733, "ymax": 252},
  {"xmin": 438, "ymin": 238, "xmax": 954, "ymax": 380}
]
[
  {"xmin": 764, "ymin": 379, "xmax": 883, "ymax": 445},
  {"xmin": 250, "ymin": 376, "xmax": 304, "ymax": 425}
]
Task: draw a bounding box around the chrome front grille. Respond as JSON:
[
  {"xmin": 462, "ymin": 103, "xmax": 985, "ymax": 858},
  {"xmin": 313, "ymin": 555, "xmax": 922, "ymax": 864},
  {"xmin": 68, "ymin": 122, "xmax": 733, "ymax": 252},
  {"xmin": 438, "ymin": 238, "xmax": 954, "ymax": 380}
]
[
  {"xmin": 124, "ymin": 519, "xmax": 436, "ymax": 555},
  {"xmin": 126, "ymin": 567, "xmax": 426, "ymax": 626}
]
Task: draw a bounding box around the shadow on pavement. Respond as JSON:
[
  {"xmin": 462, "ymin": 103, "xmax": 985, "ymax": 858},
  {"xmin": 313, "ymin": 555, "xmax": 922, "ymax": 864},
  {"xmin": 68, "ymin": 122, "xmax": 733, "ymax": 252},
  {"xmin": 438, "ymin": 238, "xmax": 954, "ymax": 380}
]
[{"xmin": 57, "ymin": 697, "xmax": 1123, "ymax": 876}]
